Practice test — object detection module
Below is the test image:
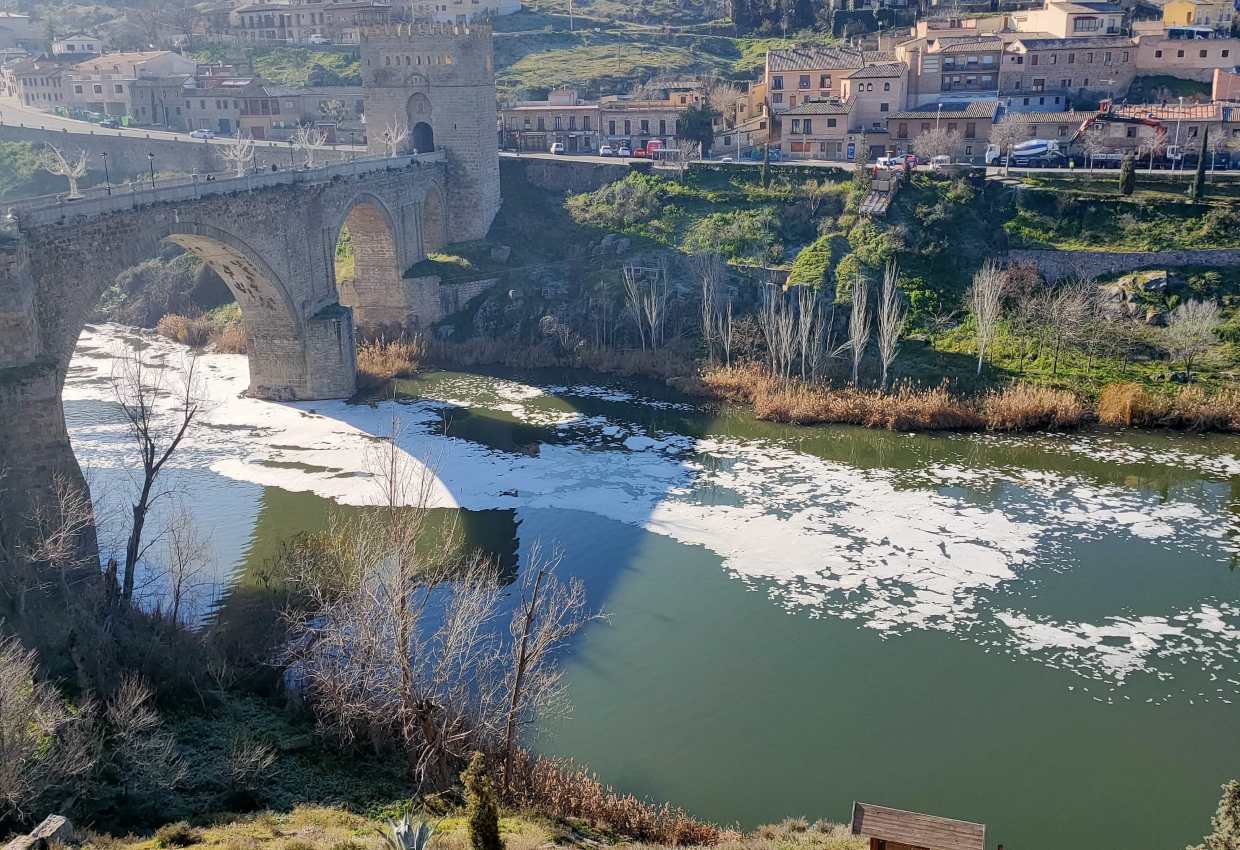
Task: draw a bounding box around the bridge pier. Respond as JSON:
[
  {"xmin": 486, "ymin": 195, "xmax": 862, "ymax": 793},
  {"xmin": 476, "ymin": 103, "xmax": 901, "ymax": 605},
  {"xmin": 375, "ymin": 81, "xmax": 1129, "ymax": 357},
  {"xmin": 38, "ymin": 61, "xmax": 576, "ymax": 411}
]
[{"xmin": 247, "ymin": 304, "xmax": 357, "ymax": 401}]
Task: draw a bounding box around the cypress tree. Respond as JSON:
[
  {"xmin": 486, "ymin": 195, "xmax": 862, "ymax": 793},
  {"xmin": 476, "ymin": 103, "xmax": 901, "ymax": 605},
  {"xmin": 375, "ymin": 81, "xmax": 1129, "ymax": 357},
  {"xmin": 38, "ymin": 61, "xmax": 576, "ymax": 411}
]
[
  {"xmin": 1118, "ymin": 155, "xmax": 1135, "ymax": 196},
  {"xmin": 1191, "ymin": 126, "xmax": 1209, "ymax": 202},
  {"xmin": 463, "ymin": 752, "xmax": 503, "ymax": 850}
]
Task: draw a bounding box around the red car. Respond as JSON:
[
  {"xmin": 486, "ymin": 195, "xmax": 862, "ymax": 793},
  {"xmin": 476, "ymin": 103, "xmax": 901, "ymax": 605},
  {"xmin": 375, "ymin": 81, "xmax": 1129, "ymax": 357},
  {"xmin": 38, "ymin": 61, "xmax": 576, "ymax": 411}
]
[{"xmin": 903, "ymin": 154, "xmax": 920, "ymax": 167}]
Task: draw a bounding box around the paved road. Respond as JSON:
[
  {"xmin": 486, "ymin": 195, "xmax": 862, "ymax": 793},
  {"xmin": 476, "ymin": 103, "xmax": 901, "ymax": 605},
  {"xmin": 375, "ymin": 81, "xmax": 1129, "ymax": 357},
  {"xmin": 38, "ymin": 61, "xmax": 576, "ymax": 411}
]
[{"xmin": 0, "ymin": 97, "xmax": 367, "ymax": 152}]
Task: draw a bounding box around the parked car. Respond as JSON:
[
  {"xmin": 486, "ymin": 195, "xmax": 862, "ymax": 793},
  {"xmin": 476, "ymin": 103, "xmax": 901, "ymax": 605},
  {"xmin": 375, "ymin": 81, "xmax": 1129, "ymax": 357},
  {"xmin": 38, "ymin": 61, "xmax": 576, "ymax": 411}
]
[
  {"xmin": 617, "ymin": 145, "xmax": 632, "ymax": 157},
  {"xmin": 903, "ymin": 154, "xmax": 920, "ymax": 167},
  {"xmin": 598, "ymin": 144, "xmax": 615, "ymax": 156},
  {"xmin": 875, "ymin": 155, "xmax": 906, "ymax": 170},
  {"xmin": 100, "ymin": 118, "xmax": 119, "ymax": 129},
  {"xmin": 718, "ymin": 155, "xmax": 734, "ymax": 162},
  {"xmin": 307, "ymin": 33, "xmax": 331, "ymax": 45},
  {"xmin": 549, "ymin": 142, "xmax": 565, "ymax": 155},
  {"xmin": 189, "ymin": 129, "xmax": 215, "ymax": 139},
  {"xmin": 930, "ymin": 154, "xmax": 952, "ymax": 170}
]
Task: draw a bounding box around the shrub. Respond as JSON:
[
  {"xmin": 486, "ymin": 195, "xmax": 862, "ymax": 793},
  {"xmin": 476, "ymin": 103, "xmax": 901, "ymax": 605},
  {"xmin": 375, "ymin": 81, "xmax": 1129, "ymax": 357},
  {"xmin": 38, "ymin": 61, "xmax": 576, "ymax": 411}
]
[
  {"xmin": 463, "ymin": 753, "xmax": 503, "ymax": 850},
  {"xmin": 356, "ymin": 336, "xmax": 427, "ymax": 391},
  {"xmin": 154, "ymin": 822, "xmax": 200, "ymax": 848},
  {"xmin": 1097, "ymin": 382, "xmax": 1153, "ymax": 427},
  {"xmin": 156, "ymin": 313, "xmax": 211, "ymax": 347}
]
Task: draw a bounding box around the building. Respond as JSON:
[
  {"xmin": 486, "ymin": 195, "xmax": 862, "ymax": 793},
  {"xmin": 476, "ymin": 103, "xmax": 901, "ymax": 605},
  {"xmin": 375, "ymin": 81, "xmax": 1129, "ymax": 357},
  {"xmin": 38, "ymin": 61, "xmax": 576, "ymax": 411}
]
[
  {"xmin": 411, "ymin": 0, "xmax": 520, "ymax": 23},
  {"xmin": 1162, "ymin": 0, "xmax": 1234, "ymax": 29},
  {"xmin": 780, "ymin": 97, "xmax": 853, "ymax": 158},
  {"xmin": 499, "ymin": 87, "xmax": 599, "ymax": 152},
  {"xmin": 231, "ymin": 0, "xmax": 393, "ymax": 43},
  {"xmin": 599, "ymin": 95, "xmax": 684, "ymax": 149},
  {"xmin": 1001, "ymin": 36, "xmax": 1137, "ymax": 105},
  {"xmin": 888, "ymin": 99, "xmax": 1000, "ymax": 160},
  {"xmin": 1084, "ymin": 100, "xmax": 1240, "ymax": 153},
  {"xmin": 764, "ymin": 44, "xmax": 869, "ymax": 112},
  {"xmin": 1135, "ymin": 30, "xmax": 1240, "ymax": 81},
  {"xmin": 994, "ymin": 107, "xmax": 1098, "ymax": 142},
  {"xmin": 1009, "ymin": 0, "xmax": 1126, "ymax": 38},
  {"xmin": 1214, "ymin": 65, "xmax": 1240, "ymax": 99},
  {"xmin": 3, "ymin": 57, "xmax": 72, "ymax": 110},
  {"xmin": 67, "ymin": 52, "xmax": 197, "ymax": 118},
  {"xmin": 842, "ymin": 62, "xmax": 907, "ymax": 133},
  {"xmin": 52, "ymin": 33, "xmax": 102, "ymax": 56}
]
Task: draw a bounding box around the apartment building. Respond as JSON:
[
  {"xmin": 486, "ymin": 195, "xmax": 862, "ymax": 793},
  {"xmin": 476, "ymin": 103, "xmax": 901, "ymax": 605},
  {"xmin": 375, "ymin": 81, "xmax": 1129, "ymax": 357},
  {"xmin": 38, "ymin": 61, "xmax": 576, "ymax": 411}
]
[
  {"xmin": 411, "ymin": 0, "xmax": 520, "ymax": 22},
  {"xmin": 780, "ymin": 97, "xmax": 853, "ymax": 159},
  {"xmin": 764, "ymin": 45, "xmax": 869, "ymax": 111},
  {"xmin": 68, "ymin": 52, "xmax": 197, "ymax": 117},
  {"xmin": 1135, "ymin": 30, "xmax": 1240, "ymax": 81},
  {"xmin": 600, "ymin": 96, "xmax": 683, "ymax": 148},
  {"xmin": 499, "ymin": 88, "xmax": 599, "ymax": 152},
  {"xmin": 231, "ymin": 0, "xmax": 393, "ymax": 42},
  {"xmin": 841, "ymin": 62, "xmax": 907, "ymax": 132},
  {"xmin": 995, "ymin": 108, "xmax": 1098, "ymax": 141},
  {"xmin": 4, "ymin": 57, "xmax": 72, "ymax": 109},
  {"xmin": 1001, "ymin": 36, "xmax": 1136, "ymax": 105}
]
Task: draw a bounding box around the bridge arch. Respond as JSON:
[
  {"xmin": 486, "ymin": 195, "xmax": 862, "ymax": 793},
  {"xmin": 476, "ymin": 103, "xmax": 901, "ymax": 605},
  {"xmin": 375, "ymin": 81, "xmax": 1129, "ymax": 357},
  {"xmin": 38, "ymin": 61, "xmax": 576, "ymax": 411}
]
[{"xmin": 332, "ymin": 191, "xmax": 406, "ymax": 333}]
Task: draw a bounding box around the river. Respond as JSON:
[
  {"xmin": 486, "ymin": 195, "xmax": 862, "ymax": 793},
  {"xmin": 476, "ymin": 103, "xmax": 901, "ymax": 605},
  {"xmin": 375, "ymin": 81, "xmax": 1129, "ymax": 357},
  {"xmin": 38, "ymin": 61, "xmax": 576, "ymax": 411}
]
[{"xmin": 64, "ymin": 323, "xmax": 1240, "ymax": 849}]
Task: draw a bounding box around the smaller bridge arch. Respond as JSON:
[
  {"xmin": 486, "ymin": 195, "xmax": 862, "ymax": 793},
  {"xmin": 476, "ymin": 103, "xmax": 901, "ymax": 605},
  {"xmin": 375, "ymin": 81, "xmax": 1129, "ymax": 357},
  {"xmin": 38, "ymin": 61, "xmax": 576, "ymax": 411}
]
[{"xmin": 333, "ymin": 191, "xmax": 408, "ymax": 333}]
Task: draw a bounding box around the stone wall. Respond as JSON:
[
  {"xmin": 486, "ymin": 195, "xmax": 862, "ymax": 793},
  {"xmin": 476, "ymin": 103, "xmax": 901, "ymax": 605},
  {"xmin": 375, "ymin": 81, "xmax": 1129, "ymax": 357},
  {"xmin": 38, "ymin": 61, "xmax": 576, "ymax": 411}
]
[
  {"xmin": 1008, "ymin": 248, "xmax": 1240, "ymax": 281},
  {"xmin": 0, "ymin": 124, "xmax": 351, "ymax": 180},
  {"xmin": 508, "ymin": 157, "xmax": 648, "ymax": 194}
]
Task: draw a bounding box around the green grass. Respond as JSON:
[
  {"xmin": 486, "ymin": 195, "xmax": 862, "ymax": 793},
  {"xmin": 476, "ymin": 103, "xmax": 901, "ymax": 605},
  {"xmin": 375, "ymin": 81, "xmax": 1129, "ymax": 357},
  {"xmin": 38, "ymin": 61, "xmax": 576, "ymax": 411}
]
[
  {"xmin": 1126, "ymin": 74, "xmax": 1212, "ymax": 103},
  {"xmin": 187, "ymin": 46, "xmax": 361, "ymax": 87},
  {"xmin": 1003, "ymin": 193, "xmax": 1240, "ymax": 250}
]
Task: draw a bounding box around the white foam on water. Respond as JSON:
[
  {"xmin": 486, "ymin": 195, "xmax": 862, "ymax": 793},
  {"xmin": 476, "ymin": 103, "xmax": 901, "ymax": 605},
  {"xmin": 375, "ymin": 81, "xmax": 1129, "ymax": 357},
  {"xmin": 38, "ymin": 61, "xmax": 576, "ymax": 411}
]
[{"xmin": 64, "ymin": 324, "xmax": 1240, "ymax": 694}]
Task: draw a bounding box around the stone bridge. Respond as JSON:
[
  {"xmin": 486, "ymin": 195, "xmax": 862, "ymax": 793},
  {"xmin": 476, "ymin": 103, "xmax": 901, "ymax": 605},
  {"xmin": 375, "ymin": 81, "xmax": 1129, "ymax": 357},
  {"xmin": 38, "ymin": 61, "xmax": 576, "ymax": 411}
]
[{"xmin": 0, "ymin": 153, "xmax": 452, "ymax": 543}]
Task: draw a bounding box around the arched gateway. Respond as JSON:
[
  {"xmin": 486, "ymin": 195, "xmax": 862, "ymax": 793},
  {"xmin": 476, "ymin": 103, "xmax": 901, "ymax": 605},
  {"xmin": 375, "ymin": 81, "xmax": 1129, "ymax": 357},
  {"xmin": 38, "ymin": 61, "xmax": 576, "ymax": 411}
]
[{"xmin": 0, "ymin": 157, "xmax": 445, "ymax": 547}]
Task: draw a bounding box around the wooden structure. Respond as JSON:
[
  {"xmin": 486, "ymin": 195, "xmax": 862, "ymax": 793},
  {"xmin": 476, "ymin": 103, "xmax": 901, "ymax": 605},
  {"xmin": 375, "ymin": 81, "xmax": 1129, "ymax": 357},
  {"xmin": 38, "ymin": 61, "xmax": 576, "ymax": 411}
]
[
  {"xmin": 858, "ymin": 169, "xmax": 902, "ymax": 218},
  {"xmin": 850, "ymin": 802, "xmax": 986, "ymax": 850}
]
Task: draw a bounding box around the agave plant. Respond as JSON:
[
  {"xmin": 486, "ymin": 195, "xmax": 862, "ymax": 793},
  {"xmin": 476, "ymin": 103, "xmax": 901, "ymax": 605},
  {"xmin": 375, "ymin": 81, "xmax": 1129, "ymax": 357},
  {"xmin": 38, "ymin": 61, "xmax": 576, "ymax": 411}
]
[{"xmin": 377, "ymin": 813, "xmax": 435, "ymax": 850}]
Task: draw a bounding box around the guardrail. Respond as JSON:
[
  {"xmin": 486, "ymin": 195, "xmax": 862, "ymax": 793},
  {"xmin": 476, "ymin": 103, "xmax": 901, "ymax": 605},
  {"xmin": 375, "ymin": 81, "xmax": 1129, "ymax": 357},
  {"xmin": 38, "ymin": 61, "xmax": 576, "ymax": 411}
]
[{"xmin": 7, "ymin": 151, "xmax": 443, "ymax": 227}]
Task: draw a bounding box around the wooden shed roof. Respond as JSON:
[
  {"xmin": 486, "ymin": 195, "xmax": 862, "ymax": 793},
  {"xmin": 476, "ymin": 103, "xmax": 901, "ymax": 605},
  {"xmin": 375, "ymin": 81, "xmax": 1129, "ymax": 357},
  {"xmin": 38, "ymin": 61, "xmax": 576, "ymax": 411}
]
[{"xmin": 850, "ymin": 802, "xmax": 986, "ymax": 850}]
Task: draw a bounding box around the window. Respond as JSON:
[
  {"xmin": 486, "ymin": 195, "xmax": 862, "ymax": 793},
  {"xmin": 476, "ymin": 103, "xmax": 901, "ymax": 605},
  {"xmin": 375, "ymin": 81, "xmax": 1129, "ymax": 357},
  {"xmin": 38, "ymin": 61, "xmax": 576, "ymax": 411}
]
[
  {"xmin": 1177, "ymin": 49, "xmax": 1185, "ymax": 58},
  {"xmin": 1155, "ymin": 49, "xmax": 1163, "ymax": 58},
  {"xmin": 93, "ymin": 84, "xmax": 102, "ymax": 94},
  {"xmin": 880, "ymin": 102, "xmax": 889, "ymax": 112},
  {"xmin": 898, "ymin": 122, "xmax": 908, "ymax": 138},
  {"xmin": 803, "ymin": 119, "xmax": 812, "ymax": 133},
  {"xmin": 1104, "ymin": 51, "xmax": 1112, "ymax": 65},
  {"xmin": 866, "ymin": 82, "xmax": 873, "ymax": 92},
  {"xmin": 1086, "ymin": 52, "xmax": 1094, "ymax": 63},
  {"xmin": 799, "ymin": 74, "xmax": 810, "ymax": 88},
  {"xmin": 1068, "ymin": 52, "xmax": 1075, "ymax": 63},
  {"xmin": 73, "ymin": 84, "xmax": 82, "ymax": 94},
  {"xmin": 568, "ymin": 116, "xmax": 576, "ymax": 129},
  {"xmin": 1126, "ymin": 126, "xmax": 1136, "ymax": 138},
  {"xmin": 523, "ymin": 117, "xmax": 530, "ymax": 128},
  {"xmin": 1225, "ymin": 50, "xmax": 1232, "ymax": 58},
  {"xmin": 773, "ymin": 92, "xmax": 783, "ymax": 104},
  {"xmin": 921, "ymin": 121, "xmax": 930, "ymax": 132},
  {"xmin": 608, "ymin": 119, "xmax": 615, "ymax": 134},
  {"xmin": 537, "ymin": 117, "xmax": 544, "ymax": 130},
  {"xmin": 965, "ymin": 145, "xmax": 973, "ymax": 156},
  {"xmin": 827, "ymin": 117, "xmax": 837, "ymax": 127},
  {"xmin": 772, "ymin": 75, "xmax": 783, "ymax": 90},
  {"xmin": 1200, "ymin": 49, "xmax": 1208, "ymax": 58},
  {"xmin": 1189, "ymin": 126, "xmax": 1199, "ymax": 138},
  {"xmin": 1057, "ymin": 125, "xmax": 1068, "ymax": 136},
  {"xmin": 1051, "ymin": 55, "xmax": 1057, "ymax": 65},
  {"xmin": 659, "ymin": 119, "xmax": 666, "ymax": 134},
  {"xmin": 584, "ymin": 116, "xmax": 592, "ymax": 130},
  {"xmin": 624, "ymin": 119, "xmax": 631, "ymax": 134},
  {"xmin": 1122, "ymin": 50, "xmax": 1129, "ymax": 61},
  {"xmin": 791, "ymin": 118, "xmax": 801, "ymax": 133},
  {"xmin": 819, "ymin": 74, "xmax": 830, "ymax": 88},
  {"xmin": 883, "ymin": 81, "xmax": 891, "ymax": 91},
  {"xmin": 1031, "ymin": 54, "xmax": 1039, "ymax": 66},
  {"xmin": 965, "ymin": 121, "xmax": 976, "ymax": 138},
  {"xmin": 640, "ymin": 119, "xmax": 649, "ymax": 133}
]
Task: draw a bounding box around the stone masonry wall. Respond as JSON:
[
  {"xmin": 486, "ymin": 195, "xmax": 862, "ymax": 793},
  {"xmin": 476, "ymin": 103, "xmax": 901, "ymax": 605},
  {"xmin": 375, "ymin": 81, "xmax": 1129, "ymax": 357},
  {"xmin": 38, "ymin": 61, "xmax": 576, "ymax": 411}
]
[
  {"xmin": 510, "ymin": 157, "xmax": 646, "ymax": 194},
  {"xmin": 1007, "ymin": 248, "xmax": 1240, "ymax": 281}
]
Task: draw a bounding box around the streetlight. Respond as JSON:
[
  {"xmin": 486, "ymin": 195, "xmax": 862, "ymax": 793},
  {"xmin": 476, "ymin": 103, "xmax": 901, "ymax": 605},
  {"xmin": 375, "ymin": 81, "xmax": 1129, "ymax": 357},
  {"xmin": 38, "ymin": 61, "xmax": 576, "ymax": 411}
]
[
  {"xmin": 100, "ymin": 151, "xmax": 111, "ymax": 195},
  {"xmin": 1174, "ymin": 96, "xmax": 1184, "ymax": 172},
  {"xmin": 287, "ymin": 139, "xmax": 295, "ymax": 169},
  {"xmin": 147, "ymin": 151, "xmax": 156, "ymax": 189},
  {"xmin": 349, "ymin": 127, "xmax": 356, "ymax": 161},
  {"xmin": 936, "ymin": 102, "xmax": 943, "ymax": 130}
]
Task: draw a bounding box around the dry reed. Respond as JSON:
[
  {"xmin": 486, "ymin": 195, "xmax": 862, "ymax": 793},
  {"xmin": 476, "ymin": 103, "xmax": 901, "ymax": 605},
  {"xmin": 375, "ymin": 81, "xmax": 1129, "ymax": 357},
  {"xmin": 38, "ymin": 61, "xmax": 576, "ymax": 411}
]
[
  {"xmin": 156, "ymin": 313, "xmax": 247, "ymax": 352},
  {"xmin": 355, "ymin": 335, "xmax": 427, "ymax": 391},
  {"xmin": 504, "ymin": 750, "xmax": 728, "ymax": 846}
]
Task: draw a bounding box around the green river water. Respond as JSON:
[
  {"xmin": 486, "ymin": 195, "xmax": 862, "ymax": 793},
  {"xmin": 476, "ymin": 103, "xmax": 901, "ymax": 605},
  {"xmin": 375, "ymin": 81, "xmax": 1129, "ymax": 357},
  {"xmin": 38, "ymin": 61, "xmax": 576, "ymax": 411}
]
[{"xmin": 64, "ymin": 324, "xmax": 1240, "ymax": 850}]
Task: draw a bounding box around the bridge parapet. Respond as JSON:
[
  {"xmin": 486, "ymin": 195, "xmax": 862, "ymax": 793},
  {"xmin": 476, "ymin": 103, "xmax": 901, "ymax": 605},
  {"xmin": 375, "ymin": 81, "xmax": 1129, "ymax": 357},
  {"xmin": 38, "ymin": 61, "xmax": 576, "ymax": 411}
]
[{"xmin": 7, "ymin": 152, "xmax": 444, "ymax": 227}]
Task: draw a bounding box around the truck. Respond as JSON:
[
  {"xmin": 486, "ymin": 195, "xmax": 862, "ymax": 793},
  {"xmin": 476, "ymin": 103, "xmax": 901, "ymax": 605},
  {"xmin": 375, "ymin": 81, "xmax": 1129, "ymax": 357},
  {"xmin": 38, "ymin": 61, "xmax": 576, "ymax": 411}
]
[
  {"xmin": 634, "ymin": 139, "xmax": 665, "ymax": 158},
  {"xmin": 985, "ymin": 138, "xmax": 1066, "ymax": 168}
]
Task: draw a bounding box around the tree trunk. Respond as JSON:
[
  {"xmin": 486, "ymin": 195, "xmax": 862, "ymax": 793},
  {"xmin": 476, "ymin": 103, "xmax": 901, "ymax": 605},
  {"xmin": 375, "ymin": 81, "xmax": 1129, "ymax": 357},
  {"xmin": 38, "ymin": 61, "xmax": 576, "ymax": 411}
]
[{"xmin": 123, "ymin": 479, "xmax": 154, "ymax": 601}]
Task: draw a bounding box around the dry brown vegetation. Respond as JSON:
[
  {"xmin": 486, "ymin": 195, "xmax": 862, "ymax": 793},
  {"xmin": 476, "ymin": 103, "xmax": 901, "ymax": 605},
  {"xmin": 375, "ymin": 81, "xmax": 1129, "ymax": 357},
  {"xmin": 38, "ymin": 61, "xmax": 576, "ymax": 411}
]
[
  {"xmin": 697, "ymin": 365, "xmax": 1239, "ymax": 433},
  {"xmin": 155, "ymin": 314, "xmax": 246, "ymax": 354},
  {"xmin": 505, "ymin": 751, "xmax": 729, "ymax": 846},
  {"xmin": 355, "ymin": 336, "xmax": 428, "ymax": 391}
]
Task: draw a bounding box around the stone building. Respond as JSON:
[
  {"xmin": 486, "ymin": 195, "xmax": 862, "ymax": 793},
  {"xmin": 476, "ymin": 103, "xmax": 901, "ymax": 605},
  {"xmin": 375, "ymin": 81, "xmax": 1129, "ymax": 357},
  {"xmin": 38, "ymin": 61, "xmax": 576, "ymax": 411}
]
[
  {"xmin": 4, "ymin": 57, "xmax": 73, "ymax": 109},
  {"xmin": 411, "ymin": 0, "xmax": 520, "ymax": 23},
  {"xmin": 499, "ymin": 87, "xmax": 599, "ymax": 152},
  {"xmin": 231, "ymin": 0, "xmax": 394, "ymax": 42},
  {"xmin": 359, "ymin": 21, "xmax": 500, "ymax": 241},
  {"xmin": 68, "ymin": 52, "xmax": 197, "ymax": 117},
  {"xmin": 52, "ymin": 33, "xmax": 102, "ymax": 56},
  {"xmin": 598, "ymin": 96, "xmax": 684, "ymax": 149}
]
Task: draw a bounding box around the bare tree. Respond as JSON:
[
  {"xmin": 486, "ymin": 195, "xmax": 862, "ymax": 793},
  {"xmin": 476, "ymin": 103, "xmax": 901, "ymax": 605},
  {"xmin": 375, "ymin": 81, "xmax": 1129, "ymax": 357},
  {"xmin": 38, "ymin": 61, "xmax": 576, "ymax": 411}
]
[
  {"xmin": 967, "ymin": 260, "xmax": 1006, "ymax": 376},
  {"xmin": 989, "ymin": 117, "xmax": 1028, "ymax": 175},
  {"xmin": 759, "ymin": 282, "xmax": 797, "ymax": 382},
  {"xmin": 795, "ymin": 285, "xmax": 817, "ymax": 381},
  {"xmin": 383, "ymin": 116, "xmax": 410, "ymax": 157},
  {"xmin": 1042, "ymin": 277, "xmax": 1092, "ymax": 376},
  {"xmin": 876, "ymin": 260, "xmax": 906, "ymax": 391},
  {"xmin": 112, "ymin": 348, "xmax": 203, "ymax": 603},
  {"xmin": 1142, "ymin": 132, "xmax": 1168, "ymax": 174},
  {"xmin": 717, "ymin": 299, "xmax": 734, "ymax": 366},
  {"xmin": 1003, "ymin": 262, "xmax": 1045, "ymax": 374},
  {"xmin": 1164, "ymin": 299, "xmax": 1220, "ymax": 380},
  {"xmin": 40, "ymin": 144, "xmax": 89, "ymax": 198},
  {"xmin": 802, "ymin": 179, "xmax": 834, "ymax": 216},
  {"xmin": 500, "ymin": 543, "xmax": 593, "ymax": 792},
  {"xmin": 220, "ymin": 132, "xmax": 255, "ymax": 177},
  {"xmin": 706, "ymin": 79, "xmax": 743, "ymax": 127},
  {"xmin": 911, "ymin": 128, "xmax": 963, "ymax": 163},
  {"xmin": 292, "ymin": 125, "xmax": 328, "ymax": 168},
  {"xmin": 690, "ymin": 251, "xmax": 724, "ymax": 361},
  {"xmin": 1078, "ymin": 124, "xmax": 1109, "ymax": 171},
  {"xmin": 228, "ymin": 736, "xmax": 277, "ymax": 792},
  {"xmin": 848, "ymin": 274, "xmax": 871, "ymax": 386},
  {"xmin": 621, "ymin": 262, "xmax": 671, "ymax": 351}
]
